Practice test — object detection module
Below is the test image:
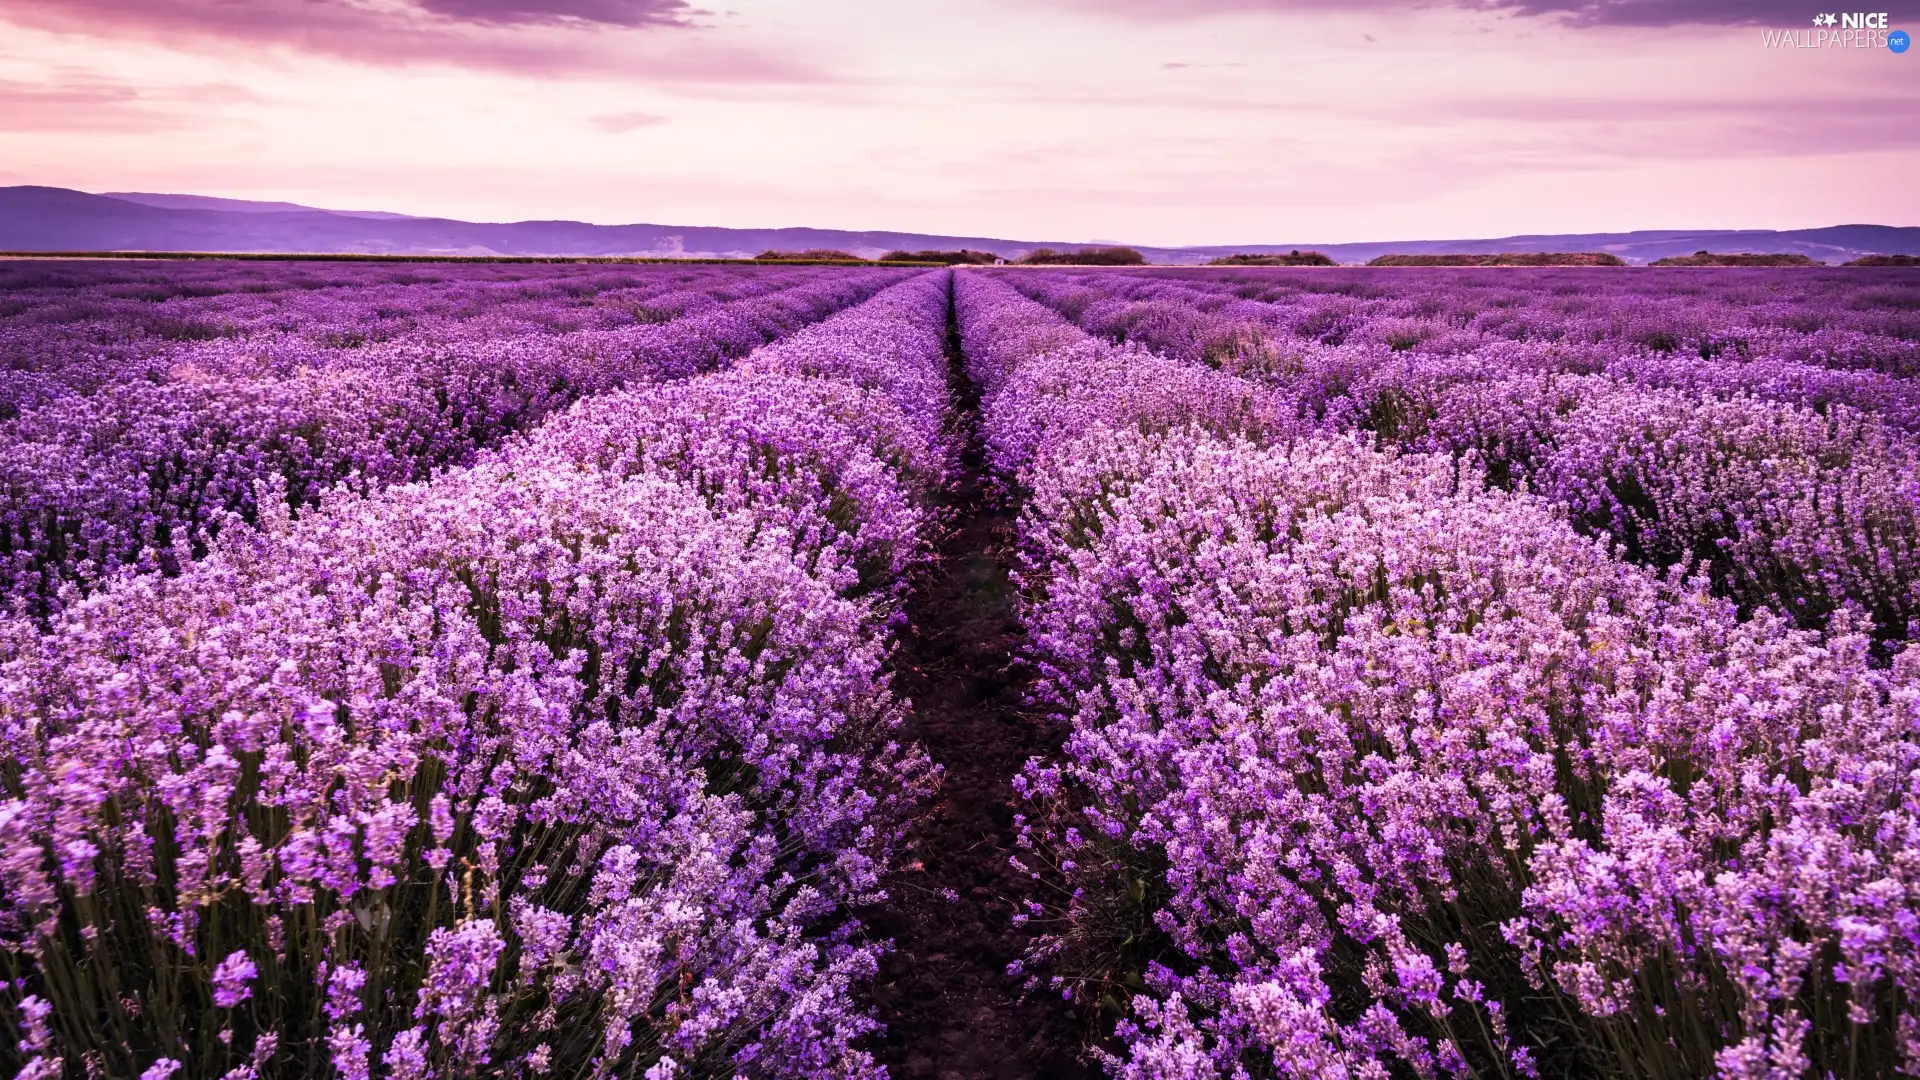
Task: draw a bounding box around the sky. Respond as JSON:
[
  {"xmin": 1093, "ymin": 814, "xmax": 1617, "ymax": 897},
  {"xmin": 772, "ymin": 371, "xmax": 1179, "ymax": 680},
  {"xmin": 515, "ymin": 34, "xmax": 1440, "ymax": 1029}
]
[{"xmin": 0, "ymin": 0, "xmax": 1913, "ymax": 246}]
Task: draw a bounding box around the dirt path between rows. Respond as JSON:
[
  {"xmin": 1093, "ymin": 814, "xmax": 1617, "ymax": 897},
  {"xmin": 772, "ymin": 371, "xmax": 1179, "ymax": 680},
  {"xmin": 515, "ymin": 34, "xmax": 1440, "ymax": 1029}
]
[{"xmin": 864, "ymin": 283, "xmax": 1098, "ymax": 1080}]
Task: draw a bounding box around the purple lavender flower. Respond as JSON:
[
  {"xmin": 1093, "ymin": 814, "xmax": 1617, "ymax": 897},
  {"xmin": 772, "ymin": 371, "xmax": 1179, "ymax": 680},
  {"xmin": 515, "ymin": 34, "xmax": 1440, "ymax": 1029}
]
[
  {"xmin": 0, "ymin": 268, "xmax": 945, "ymax": 1080},
  {"xmin": 211, "ymin": 950, "xmax": 257, "ymax": 1009},
  {"xmin": 958, "ymin": 265, "xmax": 1920, "ymax": 1078}
]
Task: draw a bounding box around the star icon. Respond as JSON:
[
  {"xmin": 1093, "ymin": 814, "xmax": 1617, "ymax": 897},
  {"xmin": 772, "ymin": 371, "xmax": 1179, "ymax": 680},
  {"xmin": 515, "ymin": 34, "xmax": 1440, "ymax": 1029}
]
[{"xmin": 1813, "ymin": 12, "xmax": 1837, "ymax": 24}]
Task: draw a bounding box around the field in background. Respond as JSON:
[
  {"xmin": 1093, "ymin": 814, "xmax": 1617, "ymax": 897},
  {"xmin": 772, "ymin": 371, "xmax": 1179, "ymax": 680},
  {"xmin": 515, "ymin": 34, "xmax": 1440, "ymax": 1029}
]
[{"xmin": 1, "ymin": 260, "xmax": 1917, "ymax": 1079}]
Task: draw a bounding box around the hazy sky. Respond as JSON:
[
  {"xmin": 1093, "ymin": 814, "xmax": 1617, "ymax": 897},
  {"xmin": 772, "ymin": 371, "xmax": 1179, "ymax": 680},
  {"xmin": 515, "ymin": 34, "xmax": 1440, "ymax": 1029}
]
[{"xmin": 0, "ymin": 0, "xmax": 1913, "ymax": 244}]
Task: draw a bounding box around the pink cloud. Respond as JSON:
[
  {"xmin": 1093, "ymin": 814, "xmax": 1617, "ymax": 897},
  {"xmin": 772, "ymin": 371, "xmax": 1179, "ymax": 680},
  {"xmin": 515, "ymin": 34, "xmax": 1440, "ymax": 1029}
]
[
  {"xmin": 0, "ymin": 80, "xmax": 149, "ymax": 133},
  {"xmin": 1390, "ymin": 93, "xmax": 1920, "ymax": 159},
  {"xmin": 0, "ymin": 0, "xmax": 820, "ymax": 81},
  {"xmin": 412, "ymin": 0, "xmax": 691, "ymax": 28},
  {"xmin": 0, "ymin": 76, "xmax": 251, "ymax": 133},
  {"xmin": 590, "ymin": 111, "xmax": 669, "ymax": 133}
]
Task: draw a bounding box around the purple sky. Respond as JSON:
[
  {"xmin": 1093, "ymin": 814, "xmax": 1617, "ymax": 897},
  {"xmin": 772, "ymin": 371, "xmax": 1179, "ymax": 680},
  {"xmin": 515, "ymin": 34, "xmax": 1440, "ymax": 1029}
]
[{"xmin": 0, "ymin": 0, "xmax": 1912, "ymax": 244}]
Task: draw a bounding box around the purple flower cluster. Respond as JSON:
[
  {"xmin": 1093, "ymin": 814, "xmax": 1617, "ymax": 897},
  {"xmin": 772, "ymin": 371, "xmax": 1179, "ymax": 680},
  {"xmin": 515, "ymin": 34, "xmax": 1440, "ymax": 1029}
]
[
  {"xmin": 1006, "ymin": 268, "xmax": 1920, "ymax": 646},
  {"xmin": 1528, "ymin": 380, "xmax": 1920, "ymax": 642},
  {"xmin": 0, "ymin": 269, "xmax": 951, "ymax": 1079},
  {"xmin": 0, "ymin": 261, "xmax": 832, "ymax": 415},
  {"xmin": 1007, "ymin": 266, "xmax": 1920, "ymax": 376},
  {"xmin": 958, "ymin": 270, "xmax": 1920, "ymax": 1077},
  {"xmin": 0, "ymin": 263, "xmax": 911, "ymax": 617},
  {"xmin": 7, "ymin": 257, "xmax": 1915, "ymax": 1079},
  {"xmin": 1004, "ymin": 266, "xmax": 1920, "ymax": 414},
  {"xmin": 522, "ymin": 275, "xmax": 957, "ymax": 619},
  {"xmin": 956, "ymin": 275, "xmax": 1290, "ymax": 483}
]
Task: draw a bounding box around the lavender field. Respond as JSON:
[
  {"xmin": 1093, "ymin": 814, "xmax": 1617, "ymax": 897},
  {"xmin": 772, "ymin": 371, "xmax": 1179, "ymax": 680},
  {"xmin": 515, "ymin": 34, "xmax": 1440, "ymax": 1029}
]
[{"xmin": 2, "ymin": 259, "xmax": 1919, "ymax": 1079}]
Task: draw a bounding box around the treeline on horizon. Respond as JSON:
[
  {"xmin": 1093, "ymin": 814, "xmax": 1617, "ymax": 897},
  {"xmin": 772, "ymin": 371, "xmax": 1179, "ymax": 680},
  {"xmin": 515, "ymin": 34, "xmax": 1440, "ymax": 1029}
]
[
  {"xmin": 1650, "ymin": 251, "xmax": 1825, "ymax": 267},
  {"xmin": 1209, "ymin": 250, "xmax": 1338, "ymax": 266},
  {"xmin": 1366, "ymin": 252, "xmax": 1626, "ymax": 267}
]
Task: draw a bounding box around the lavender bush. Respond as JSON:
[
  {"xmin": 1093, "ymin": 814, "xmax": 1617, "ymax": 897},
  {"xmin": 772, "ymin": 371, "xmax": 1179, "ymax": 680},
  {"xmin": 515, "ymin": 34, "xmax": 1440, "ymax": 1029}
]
[
  {"xmin": 4, "ymin": 257, "xmax": 1916, "ymax": 1080},
  {"xmin": 0, "ymin": 262, "xmax": 814, "ymax": 417},
  {"xmin": 959, "ymin": 268, "xmax": 1920, "ymax": 1078},
  {"xmin": 523, "ymin": 273, "xmax": 957, "ymax": 619},
  {"xmin": 1013, "ymin": 423, "xmax": 1917, "ymax": 1079},
  {"xmin": 1004, "ymin": 266, "xmax": 1920, "ymax": 377},
  {"xmin": 956, "ymin": 276, "xmax": 1290, "ymax": 484},
  {"xmin": 0, "ymin": 266, "xmax": 908, "ymax": 617},
  {"xmin": 0, "ymin": 270, "xmax": 951, "ymax": 1079},
  {"xmin": 1005, "ymin": 268, "xmax": 1920, "ymax": 648}
]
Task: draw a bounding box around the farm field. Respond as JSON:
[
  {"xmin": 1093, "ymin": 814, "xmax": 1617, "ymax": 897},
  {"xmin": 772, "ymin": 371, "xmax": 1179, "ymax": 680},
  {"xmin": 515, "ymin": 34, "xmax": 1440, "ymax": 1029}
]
[{"xmin": 1, "ymin": 260, "xmax": 1919, "ymax": 1079}]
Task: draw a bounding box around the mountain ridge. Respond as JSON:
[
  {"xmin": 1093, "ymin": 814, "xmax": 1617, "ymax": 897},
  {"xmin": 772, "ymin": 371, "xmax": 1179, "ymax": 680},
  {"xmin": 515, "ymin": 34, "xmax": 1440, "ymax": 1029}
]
[
  {"xmin": 101, "ymin": 192, "xmax": 419, "ymax": 221},
  {"xmin": 1, "ymin": 187, "xmax": 1915, "ymax": 265}
]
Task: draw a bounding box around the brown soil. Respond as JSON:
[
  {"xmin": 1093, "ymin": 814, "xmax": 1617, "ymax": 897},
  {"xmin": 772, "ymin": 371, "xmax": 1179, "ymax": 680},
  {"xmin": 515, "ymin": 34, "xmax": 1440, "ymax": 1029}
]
[{"xmin": 863, "ymin": 287, "xmax": 1100, "ymax": 1080}]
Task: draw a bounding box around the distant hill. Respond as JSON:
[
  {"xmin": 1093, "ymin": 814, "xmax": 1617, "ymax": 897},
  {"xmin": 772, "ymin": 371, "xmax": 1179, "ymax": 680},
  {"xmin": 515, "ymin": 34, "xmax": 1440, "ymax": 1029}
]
[
  {"xmin": 1223, "ymin": 227, "xmax": 1920, "ymax": 267},
  {"xmin": 0, "ymin": 187, "xmax": 1066, "ymax": 261},
  {"xmin": 102, "ymin": 192, "xmax": 419, "ymax": 221},
  {"xmin": 0, "ymin": 187, "xmax": 1915, "ymax": 265}
]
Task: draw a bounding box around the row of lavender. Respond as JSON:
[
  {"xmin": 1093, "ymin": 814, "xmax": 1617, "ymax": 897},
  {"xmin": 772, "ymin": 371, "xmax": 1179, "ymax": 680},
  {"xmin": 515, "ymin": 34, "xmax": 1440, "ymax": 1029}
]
[
  {"xmin": 1003, "ymin": 268, "xmax": 1920, "ymax": 652},
  {"xmin": 956, "ymin": 272, "xmax": 1918, "ymax": 1078},
  {"xmin": 0, "ymin": 270, "xmax": 954, "ymax": 1078},
  {"xmin": 1019, "ymin": 268, "xmax": 1920, "ymax": 437},
  {"xmin": 0, "ymin": 264, "xmax": 914, "ymax": 617},
  {"xmin": 0, "ymin": 261, "xmax": 815, "ymax": 409},
  {"xmin": 1029, "ymin": 266, "xmax": 1920, "ymax": 376}
]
